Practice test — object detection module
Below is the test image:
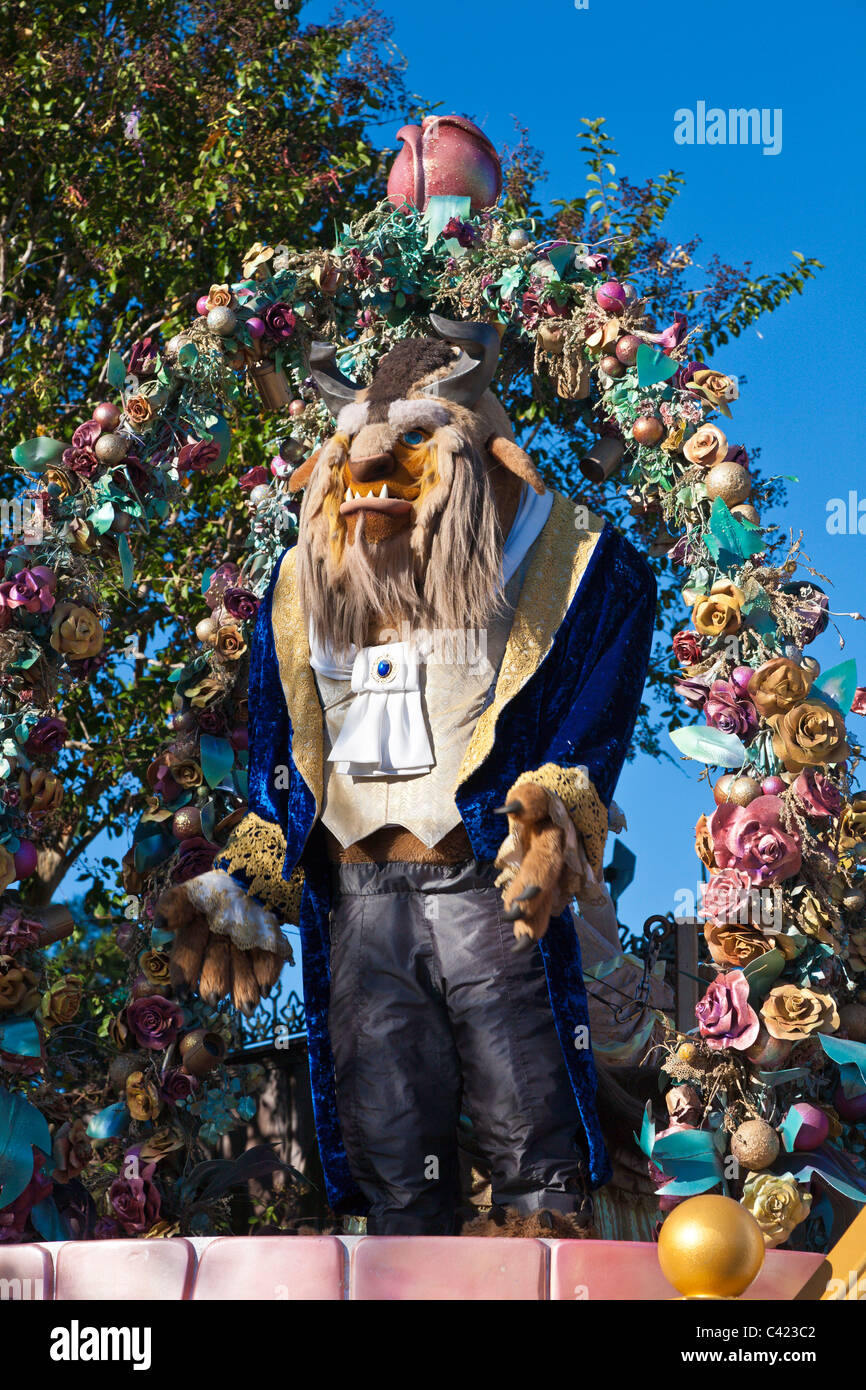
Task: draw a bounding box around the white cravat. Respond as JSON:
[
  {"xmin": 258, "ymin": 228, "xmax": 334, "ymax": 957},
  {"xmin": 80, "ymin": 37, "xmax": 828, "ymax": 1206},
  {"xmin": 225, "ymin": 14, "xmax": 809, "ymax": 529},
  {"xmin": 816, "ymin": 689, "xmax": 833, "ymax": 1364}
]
[{"xmin": 309, "ymin": 483, "xmax": 553, "ymax": 776}]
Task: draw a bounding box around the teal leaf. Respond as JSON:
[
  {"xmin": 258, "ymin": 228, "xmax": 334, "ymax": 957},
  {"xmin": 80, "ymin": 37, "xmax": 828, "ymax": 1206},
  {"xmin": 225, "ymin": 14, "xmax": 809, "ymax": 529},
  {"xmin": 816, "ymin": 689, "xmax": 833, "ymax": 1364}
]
[
  {"xmin": 818, "ymin": 1034, "xmax": 866, "ymax": 1094},
  {"xmin": 86, "ymin": 1101, "xmax": 130, "ymax": 1141},
  {"xmin": 704, "ymin": 497, "xmax": 764, "ymax": 568},
  {"xmin": 201, "ymin": 567, "xmax": 215, "ymax": 596},
  {"xmin": 780, "ymin": 1146, "xmax": 866, "ymax": 1204},
  {"xmin": 636, "ymin": 343, "xmax": 679, "ymax": 387},
  {"xmin": 0, "ymin": 1087, "xmax": 53, "ymax": 1209},
  {"xmin": 90, "ymin": 501, "xmax": 115, "ymax": 535},
  {"xmin": 422, "ymin": 194, "xmax": 471, "ymax": 250},
  {"xmin": 0, "ymin": 1016, "xmax": 41, "ymax": 1058},
  {"xmin": 200, "ymin": 734, "xmax": 234, "ymax": 789},
  {"xmin": 177, "ymin": 342, "xmax": 199, "ymax": 368},
  {"xmin": 669, "ymin": 725, "xmax": 748, "ymax": 768},
  {"xmin": 30, "ymin": 1197, "xmax": 69, "ymax": 1240},
  {"xmin": 106, "ymin": 350, "xmax": 127, "ymax": 389},
  {"xmin": 546, "ymin": 244, "xmax": 575, "ymax": 279},
  {"xmin": 743, "ymin": 948, "xmax": 786, "ymax": 1003},
  {"xmin": 133, "ymin": 833, "xmax": 174, "ymax": 876},
  {"xmin": 11, "ymin": 437, "xmax": 66, "ymax": 471},
  {"xmin": 814, "ymin": 659, "xmax": 858, "ymax": 714},
  {"xmin": 117, "ymin": 534, "xmax": 134, "ymax": 591}
]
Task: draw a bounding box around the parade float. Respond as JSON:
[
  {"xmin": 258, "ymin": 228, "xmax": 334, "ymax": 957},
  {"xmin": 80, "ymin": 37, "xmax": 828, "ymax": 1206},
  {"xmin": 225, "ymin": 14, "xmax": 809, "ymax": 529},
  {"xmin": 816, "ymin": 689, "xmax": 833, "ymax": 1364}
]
[{"xmin": 1, "ymin": 111, "xmax": 864, "ymax": 1298}]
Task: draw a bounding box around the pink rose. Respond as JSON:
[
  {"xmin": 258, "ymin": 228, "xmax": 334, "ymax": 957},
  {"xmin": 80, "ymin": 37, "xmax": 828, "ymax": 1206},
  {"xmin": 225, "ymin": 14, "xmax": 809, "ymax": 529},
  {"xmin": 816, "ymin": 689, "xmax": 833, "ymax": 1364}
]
[
  {"xmin": 700, "ymin": 868, "xmax": 754, "ymax": 925},
  {"xmin": 710, "ymin": 795, "xmax": 802, "ymax": 887},
  {"xmin": 108, "ymin": 1162, "xmax": 161, "ymax": 1235},
  {"xmin": 695, "ymin": 970, "xmax": 760, "ymax": 1051},
  {"xmin": 792, "ymin": 769, "xmax": 843, "ymax": 822},
  {"xmin": 704, "ymin": 680, "xmax": 758, "ymax": 742}
]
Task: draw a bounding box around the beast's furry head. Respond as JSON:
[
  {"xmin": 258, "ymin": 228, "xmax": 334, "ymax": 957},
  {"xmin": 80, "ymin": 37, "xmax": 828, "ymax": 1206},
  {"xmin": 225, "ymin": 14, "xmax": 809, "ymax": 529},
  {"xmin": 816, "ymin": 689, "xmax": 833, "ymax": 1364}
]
[{"xmin": 292, "ymin": 317, "xmax": 544, "ymax": 656}]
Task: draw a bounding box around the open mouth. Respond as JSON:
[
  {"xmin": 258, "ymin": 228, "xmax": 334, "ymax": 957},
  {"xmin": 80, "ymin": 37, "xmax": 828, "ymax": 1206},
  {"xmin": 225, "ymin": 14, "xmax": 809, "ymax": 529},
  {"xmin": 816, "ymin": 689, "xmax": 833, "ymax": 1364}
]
[{"xmin": 338, "ymin": 482, "xmax": 415, "ymax": 518}]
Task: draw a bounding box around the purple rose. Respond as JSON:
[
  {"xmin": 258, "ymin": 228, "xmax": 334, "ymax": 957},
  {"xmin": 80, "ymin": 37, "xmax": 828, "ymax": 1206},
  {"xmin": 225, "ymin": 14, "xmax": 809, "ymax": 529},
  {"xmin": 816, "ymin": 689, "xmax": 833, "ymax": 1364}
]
[
  {"xmin": 126, "ymin": 994, "xmax": 183, "ymax": 1050},
  {"xmin": 675, "ymin": 675, "xmax": 711, "ymax": 710},
  {"xmin": 222, "ymin": 587, "xmax": 259, "ymax": 621},
  {"xmin": 196, "ymin": 707, "xmax": 226, "ymax": 735},
  {"xmin": 704, "ymin": 679, "xmax": 759, "ymax": 741},
  {"xmin": 162, "ymin": 1068, "xmax": 200, "ymax": 1104},
  {"xmin": 793, "ymin": 769, "xmax": 843, "ymax": 822},
  {"xmin": 673, "ymin": 630, "xmax": 703, "ymax": 665},
  {"xmin": 239, "ymin": 466, "xmax": 269, "ymax": 492},
  {"xmin": 695, "ymin": 970, "xmax": 760, "ymax": 1052},
  {"xmin": 71, "ymin": 420, "xmax": 101, "ymax": 450},
  {"xmin": 782, "ymin": 582, "xmax": 830, "ymax": 645},
  {"xmin": 25, "ymin": 716, "xmax": 67, "ymax": 757},
  {"xmin": 177, "ymin": 438, "xmax": 220, "ymax": 474},
  {"xmin": 710, "ymin": 795, "xmax": 802, "ymax": 887},
  {"xmin": 0, "ymin": 566, "xmax": 56, "ymax": 614},
  {"xmin": 0, "ymin": 906, "xmax": 42, "ymax": 955},
  {"xmin": 441, "ymin": 217, "xmax": 478, "ymax": 248},
  {"xmin": 61, "ymin": 445, "xmax": 100, "ymax": 479},
  {"xmin": 263, "ymin": 301, "xmax": 297, "ymax": 342},
  {"xmin": 725, "ymin": 444, "xmax": 750, "ymax": 467},
  {"xmin": 108, "ymin": 1162, "xmax": 161, "ymax": 1235},
  {"xmin": 172, "ymin": 836, "xmax": 218, "ymax": 883}
]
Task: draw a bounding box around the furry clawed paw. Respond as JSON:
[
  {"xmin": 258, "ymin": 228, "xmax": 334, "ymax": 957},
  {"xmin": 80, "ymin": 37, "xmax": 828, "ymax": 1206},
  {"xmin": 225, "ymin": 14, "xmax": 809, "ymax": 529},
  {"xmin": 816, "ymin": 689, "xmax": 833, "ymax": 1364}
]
[{"xmin": 459, "ymin": 1206, "xmax": 594, "ymax": 1239}]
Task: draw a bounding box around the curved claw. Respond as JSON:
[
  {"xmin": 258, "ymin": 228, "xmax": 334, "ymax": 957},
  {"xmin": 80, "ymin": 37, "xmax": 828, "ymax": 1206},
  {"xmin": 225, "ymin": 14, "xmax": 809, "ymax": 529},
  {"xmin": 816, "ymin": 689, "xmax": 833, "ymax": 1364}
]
[
  {"xmin": 494, "ymin": 800, "xmax": 523, "ymax": 817},
  {"xmin": 513, "ymin": 884, "xmax": 541, "ymax": 903},
  {"xmin": 502, "ymin": 904, "xmax": 523, "ymax": 922},
  {"xmin": 511, "ymin": 934, "xmax": 536, "ymax": 954}
]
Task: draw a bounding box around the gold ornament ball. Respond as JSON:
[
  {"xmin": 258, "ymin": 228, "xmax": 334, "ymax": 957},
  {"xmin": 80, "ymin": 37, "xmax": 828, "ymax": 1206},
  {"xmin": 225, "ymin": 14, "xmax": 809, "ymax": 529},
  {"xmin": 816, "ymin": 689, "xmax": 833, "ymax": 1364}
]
[
  {"xmin": 726, "ymin": 775, "xmax": 763, "ymax": 807},
  {"xmin": 172, "ymin": 805, "xmax": 202, "ymax": 841},
  {"xmin": 658, "ymin": 1194, "xmax": 765, "ymax": 1299},
  {"xmin": 731, "ymin": 503, "xmax": 760, "ymax": 525},
  {"xmin": 94, "ymin": 432, "xmax": 129, "ymax": 464},
  {"xmin": 195, "ymin": 616, "xmax": 218, "ymax": 645},
  {"xmin": 705, "ymin": 461, "xmax": 752, "ymax": 507},
  {"xmin": 730, "ymin": 1118, "xmax": 780, "ymax": 1171},
  {"xmin": 632, "ymin": 416, "xmax": 665, "ymax": 447}
]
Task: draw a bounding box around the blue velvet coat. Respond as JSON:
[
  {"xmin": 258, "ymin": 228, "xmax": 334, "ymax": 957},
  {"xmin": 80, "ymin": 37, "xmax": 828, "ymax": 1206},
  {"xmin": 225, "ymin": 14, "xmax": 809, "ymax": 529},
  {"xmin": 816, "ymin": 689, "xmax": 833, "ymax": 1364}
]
[{"xmin": 217, "ymin": 494, "xmax": 656, "ymax": 1214}]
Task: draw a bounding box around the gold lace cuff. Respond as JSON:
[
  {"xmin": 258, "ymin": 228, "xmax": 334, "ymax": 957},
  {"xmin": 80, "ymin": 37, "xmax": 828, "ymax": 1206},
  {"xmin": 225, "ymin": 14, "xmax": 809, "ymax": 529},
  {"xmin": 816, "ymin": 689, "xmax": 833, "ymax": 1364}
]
[
  {"xmin": 509, "ymin": 762, "xmax": 609, "ymax": 883},
  {"xmin": 215, "ymin": 811, "xmax": 305, "ymax": 924}
]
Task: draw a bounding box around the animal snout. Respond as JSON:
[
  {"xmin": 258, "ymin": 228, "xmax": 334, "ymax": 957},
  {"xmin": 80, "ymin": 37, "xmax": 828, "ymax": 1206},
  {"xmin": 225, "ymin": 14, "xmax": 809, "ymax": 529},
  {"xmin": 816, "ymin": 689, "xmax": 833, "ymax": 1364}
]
[{"xmin": 347, "ymin": 451, "xmax": 396, "ymax": 483}]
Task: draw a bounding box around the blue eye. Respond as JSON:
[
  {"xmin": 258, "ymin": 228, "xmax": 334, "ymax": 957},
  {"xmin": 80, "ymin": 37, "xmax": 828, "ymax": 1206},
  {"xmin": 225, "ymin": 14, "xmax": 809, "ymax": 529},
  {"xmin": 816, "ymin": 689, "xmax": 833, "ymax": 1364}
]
[{"xmin": 401, "ymin": 430, "xmax": 425, "ymax": 447}]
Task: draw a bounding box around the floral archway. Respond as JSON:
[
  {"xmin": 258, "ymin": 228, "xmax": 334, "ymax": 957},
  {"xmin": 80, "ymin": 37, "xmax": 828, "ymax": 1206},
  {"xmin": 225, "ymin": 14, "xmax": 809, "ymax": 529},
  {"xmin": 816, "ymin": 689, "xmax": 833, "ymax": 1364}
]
[{"xmin": 2, "ymin": 117, "xmax": 864, "ymax": 1248}]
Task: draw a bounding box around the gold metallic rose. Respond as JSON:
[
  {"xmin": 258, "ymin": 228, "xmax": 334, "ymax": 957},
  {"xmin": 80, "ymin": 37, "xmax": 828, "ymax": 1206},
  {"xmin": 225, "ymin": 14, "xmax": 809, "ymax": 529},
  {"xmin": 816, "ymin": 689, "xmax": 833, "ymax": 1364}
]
[
  {"xmin": 215, "ymin": 624, "xmax": 248, "ymax": 661},
  {"xmin": 747, "ymin": 657, "xmax": 815, "ymax": 717},
  {"xmin": 768, "ymin": 699, "xmax": 850, "ymax": 773},
  {"xmin": 0, "ymin": 956, "xmax": 40, "ymax": 1013},
  {"xmin": 18, "ymin": 769, "xmax": 63, "ymax": 816},
  {"xmin": 166, "ymin": 757, "xmax": 202, "ymax": 790},
  {"xmin": 839, "ymin": 793, "xmax": 866, "ymax": 850},
  {"xmin": 125, "ymin": 394, "xmax": 155, "ymax": 427},
  {"xmin": 138, "ymin": 948, "xmax": 172, "ymax": 990},
  {"xmin": 50, "ymin": 603, "xmax": 104, "ymax": 659},
  {"xmin": 126, "ymin": 1070, "xmax": 162, "ymax": 1123},
  {"xmin": 689, "ymin": 370, "xmax": 739, "ymax": 415},
  {"xmin": 205, "ymin": 283, "xmax": 236, "ymax": 311},
  {"xmin": 42, "ymin": 976, "xmax": 83, "ymax": 1027},
  {"xmin": 692, "ymin": 579, "xmax": 745, "ymax": 637},
  {"xmin": 741, "ymin": 1171, "xmax": 811, "ymax": 1249},
  {"xmin": 683, "ymin": 423, "xmax": 728, "ymax": 469},
  {"xmin": 704, "ymin": 923, "xmax": 774, "ymax": 969},
  {"xmin": 760, "ymin": 982, "xmax": 839, "ymax": 1041}
]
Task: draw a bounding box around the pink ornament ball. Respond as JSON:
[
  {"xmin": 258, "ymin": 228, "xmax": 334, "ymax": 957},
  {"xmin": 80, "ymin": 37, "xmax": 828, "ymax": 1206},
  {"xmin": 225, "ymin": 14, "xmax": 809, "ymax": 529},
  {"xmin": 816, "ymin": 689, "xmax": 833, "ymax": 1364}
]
[
  {"xmin": 246, "ymin": 316, "xmax": 266, "ymax": 339},
  {"xmin": 270, "ymin": 455, "xmax": 291, "ymax": 479},
  {"xmin": 762, "ymin": 776, "xmax": 786, "ymax": 795},
  {"xmin": 834, "ymin": 1086, "xmax": 866, "ymax": 1123},
  {"xmin": 787, "ymin": 1102, "xmax": 830, "ymax": 1150},
  {"xmin": 92, "ymin": 401, "xmax": 121, "ymax": 430},
  {"xmin": 230, "ymin": 728, "xmax": 249, "ymax": 752},
  {"xmin": 730, "ymin": 666, "xmax": 754, "ymax": 692},
  {"xmin": 615, "ymin": 334, "xmax": 641, "ymax": 366},
  {"xmin": 13, "ymin": 840, "xmax": 38, "ymax": 880},
  {"xmin": 596, "ymin": 281, "xmax": 627, "ymax": 313},
  {"xmin": 196, "ymin": 295, "xmax": 210, "ymax": 317}
]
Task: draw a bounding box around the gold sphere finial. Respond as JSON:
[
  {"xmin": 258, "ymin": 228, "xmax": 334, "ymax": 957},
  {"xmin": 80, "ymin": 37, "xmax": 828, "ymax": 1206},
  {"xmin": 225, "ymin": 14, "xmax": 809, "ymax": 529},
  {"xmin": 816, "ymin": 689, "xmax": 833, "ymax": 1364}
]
[{"xmin": 658, "ymin": 1194, "xmax": 765, "ymax": 1299}]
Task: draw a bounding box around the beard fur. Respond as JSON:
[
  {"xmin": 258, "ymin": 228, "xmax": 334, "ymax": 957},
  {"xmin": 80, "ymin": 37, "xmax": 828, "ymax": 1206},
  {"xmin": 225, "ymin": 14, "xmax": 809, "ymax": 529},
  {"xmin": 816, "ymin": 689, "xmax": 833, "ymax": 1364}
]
[{"xmin": 296, "ymin": 426, "xmax": 505, "ymax": 657}]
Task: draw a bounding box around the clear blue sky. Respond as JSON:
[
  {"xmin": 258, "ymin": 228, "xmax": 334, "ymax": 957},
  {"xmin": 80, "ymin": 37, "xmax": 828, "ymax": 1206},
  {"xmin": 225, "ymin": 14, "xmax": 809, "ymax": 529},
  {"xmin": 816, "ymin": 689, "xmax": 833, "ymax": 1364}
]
[{"xmin": 66, "ymin": 0, "xmax": 866, "ymax": 969}]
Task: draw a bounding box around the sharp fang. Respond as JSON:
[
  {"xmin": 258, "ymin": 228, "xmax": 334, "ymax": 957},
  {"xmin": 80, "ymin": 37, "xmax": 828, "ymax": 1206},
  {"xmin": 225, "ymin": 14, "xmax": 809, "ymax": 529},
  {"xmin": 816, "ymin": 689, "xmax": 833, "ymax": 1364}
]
[
  {"xmin": 380, "ymin": 484, "xmax": 389, "ymax": 499},
  {"xmin": 346, "ymin": 488, "xmax": 354, "ymax": 500}
]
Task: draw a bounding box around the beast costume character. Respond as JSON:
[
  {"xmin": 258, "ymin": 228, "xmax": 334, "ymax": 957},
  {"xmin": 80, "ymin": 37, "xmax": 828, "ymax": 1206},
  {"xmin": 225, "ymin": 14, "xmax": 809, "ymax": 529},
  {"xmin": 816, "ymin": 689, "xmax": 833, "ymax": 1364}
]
[{"xmin": 164, "ymin": 317, "xmax": 656, "ymax": 1235}]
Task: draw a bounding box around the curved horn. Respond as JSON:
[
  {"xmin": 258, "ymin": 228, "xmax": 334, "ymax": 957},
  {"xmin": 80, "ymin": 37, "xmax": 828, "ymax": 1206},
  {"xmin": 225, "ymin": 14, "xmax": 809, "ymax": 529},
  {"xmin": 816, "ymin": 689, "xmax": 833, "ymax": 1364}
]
[
  {"xmin": 309, "ymin": 341, "xmax": 363, "ymax": 418},
  {"xmin": 424, "ymin": 314, "xmax": 501, "ymax": 406}
]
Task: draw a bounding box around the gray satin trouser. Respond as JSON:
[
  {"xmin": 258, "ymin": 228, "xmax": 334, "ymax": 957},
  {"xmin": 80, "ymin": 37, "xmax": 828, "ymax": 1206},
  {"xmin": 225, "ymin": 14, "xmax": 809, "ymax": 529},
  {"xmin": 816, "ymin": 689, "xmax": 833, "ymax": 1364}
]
[{"xmin": 328, "ymin": 860, "xmax": 589, "ymax": 1235}]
